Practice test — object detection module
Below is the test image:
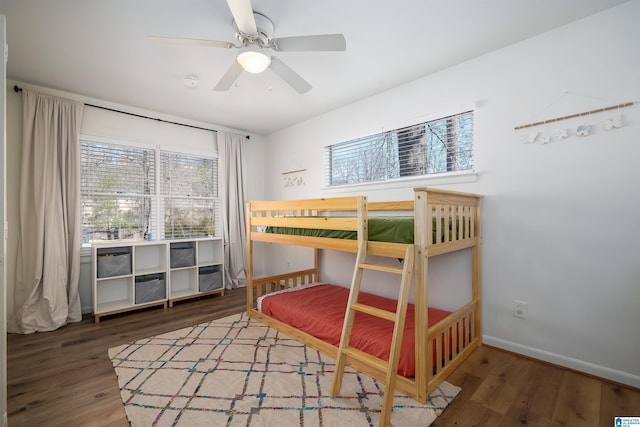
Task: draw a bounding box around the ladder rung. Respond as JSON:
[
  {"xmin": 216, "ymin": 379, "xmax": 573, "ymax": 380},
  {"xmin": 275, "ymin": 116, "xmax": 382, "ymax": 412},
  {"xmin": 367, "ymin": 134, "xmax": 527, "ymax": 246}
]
[
  {"xmin": 342, "ymin": 346, "xmax": 389, "ymax": 372},
  {"xmin": 359, "ymin": 262, "xmax": 404, "ymax": 275},
  {"xmin": 351, "ymin": 303, "xmax": 396, "ymax": 322}
]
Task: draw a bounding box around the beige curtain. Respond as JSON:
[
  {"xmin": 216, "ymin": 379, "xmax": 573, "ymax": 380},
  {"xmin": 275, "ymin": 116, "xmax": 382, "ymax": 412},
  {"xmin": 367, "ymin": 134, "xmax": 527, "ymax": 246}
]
[
  {"xmin": 9, "ymin": 90, "xmax": 84, "ymax": 334},
  {"xmin": 217, "ymin": 131, "xmax": 247, "ymax": 289}
]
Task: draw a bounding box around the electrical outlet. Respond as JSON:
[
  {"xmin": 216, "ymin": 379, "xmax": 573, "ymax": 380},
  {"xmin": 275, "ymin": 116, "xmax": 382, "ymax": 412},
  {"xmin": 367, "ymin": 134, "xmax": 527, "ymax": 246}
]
[
  {"xmin": 513, "ymin": 300, "xmax": 528, "ymax": 319},
  {"xmin": 286, "ymin": 260, "xmax": 291, "ymax": 269}
]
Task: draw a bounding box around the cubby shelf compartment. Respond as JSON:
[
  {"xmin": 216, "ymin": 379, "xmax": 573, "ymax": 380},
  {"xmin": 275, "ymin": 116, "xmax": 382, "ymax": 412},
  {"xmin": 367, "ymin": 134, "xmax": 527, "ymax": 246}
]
[
  {"xmin": 135, "ymin": 243, "xmax": 167, "ymax": 275},
  {"xmin": 95, "ymin": 276, "xmax": 133, "ymax": 313}
]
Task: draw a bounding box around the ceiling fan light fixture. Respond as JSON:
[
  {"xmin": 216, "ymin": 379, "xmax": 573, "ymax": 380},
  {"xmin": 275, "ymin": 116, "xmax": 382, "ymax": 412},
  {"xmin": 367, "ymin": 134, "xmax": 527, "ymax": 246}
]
[{"xmin": 237, "ymin": 46, "xmax": 271, "ymax": 74}]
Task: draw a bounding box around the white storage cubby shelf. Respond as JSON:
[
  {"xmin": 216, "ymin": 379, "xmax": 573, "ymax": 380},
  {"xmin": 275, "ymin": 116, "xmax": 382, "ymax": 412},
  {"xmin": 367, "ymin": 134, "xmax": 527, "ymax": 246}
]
[
  {"xmin": 168, "ymin": 238, "xmax": 225, "ymax": 307},
  {"xmin": 92, "ymin": 238, "xmax": 224, "ymax": 323}
]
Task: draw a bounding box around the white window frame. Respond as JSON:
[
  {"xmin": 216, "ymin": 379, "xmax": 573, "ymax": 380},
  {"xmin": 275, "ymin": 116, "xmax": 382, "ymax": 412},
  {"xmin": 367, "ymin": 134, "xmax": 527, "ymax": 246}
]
[{"xmin": 80, "ymin": 134, "xmax": 219, "ymax": 249}]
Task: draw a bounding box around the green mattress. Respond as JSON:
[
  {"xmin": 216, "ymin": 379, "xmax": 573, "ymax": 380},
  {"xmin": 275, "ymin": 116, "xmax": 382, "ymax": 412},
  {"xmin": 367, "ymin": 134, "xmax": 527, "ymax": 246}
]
[{"xmin": 265, "ymin": 216, "xmax": 466, "ymax": 244}]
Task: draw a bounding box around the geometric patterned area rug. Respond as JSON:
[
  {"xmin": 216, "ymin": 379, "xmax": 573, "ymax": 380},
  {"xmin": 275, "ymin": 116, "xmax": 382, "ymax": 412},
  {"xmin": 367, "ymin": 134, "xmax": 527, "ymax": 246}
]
[{"xmin": 108, "ymin": 312, "xmax": 460, "ymax": 426}]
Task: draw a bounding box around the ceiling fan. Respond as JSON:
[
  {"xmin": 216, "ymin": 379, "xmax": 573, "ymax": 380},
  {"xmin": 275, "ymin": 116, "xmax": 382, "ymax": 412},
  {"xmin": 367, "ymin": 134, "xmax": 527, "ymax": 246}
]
[{"xmin": 150, "ymin": 0, "xmax": 346, "ymax": 94}]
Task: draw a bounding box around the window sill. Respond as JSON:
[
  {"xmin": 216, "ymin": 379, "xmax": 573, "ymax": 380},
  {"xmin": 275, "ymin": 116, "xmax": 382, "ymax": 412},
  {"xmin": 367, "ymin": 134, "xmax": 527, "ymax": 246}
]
[{"xmin": 321, "ymin": 171, "xmax": 478, "ymax": 195}]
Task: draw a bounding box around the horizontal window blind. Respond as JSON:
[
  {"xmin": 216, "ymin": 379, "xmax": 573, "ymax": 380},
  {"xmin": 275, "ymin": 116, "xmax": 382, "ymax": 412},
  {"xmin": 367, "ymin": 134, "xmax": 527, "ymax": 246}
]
[
  {"xmin": 80, "ymin": 141, "xmax": 156, "ymax": 243},
  {"xmin": 326, "ymin": 133, "xmax": 391, "ymax": 185},
  {"xmin": 162, "ymin": 198, "xmax": 219, "ymax": 239},
  {"xmin": 161, "ymin": 152, "xmax": 219, "ymax": 239},
  {"xmin": 81, "ymin": 139, "xmax": 220, "ymax": 244},
  {"xmin": 325, "ymin": 111, "xmax": 474, "ymax": 186}
]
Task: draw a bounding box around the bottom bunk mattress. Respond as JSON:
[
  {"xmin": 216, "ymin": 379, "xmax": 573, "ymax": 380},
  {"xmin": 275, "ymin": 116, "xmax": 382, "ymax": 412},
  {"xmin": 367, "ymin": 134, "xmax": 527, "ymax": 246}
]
[{"xmin": 257, "ymin": 283, "xmax": 451, "ymax": 378}]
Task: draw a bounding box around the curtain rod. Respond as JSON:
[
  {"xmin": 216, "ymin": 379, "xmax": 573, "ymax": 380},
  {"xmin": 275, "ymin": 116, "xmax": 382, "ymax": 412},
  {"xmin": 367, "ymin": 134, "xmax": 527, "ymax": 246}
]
[{"xmin": 13, "ymin": 85, "xmax": 250, "ymax": 140}]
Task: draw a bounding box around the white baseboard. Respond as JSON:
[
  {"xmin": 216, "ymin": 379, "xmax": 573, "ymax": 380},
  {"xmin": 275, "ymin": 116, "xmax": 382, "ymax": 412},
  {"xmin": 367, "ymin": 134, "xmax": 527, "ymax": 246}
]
[{"xmin": 483, "ymin": 335, "xmax": 640, "ymax": 389}]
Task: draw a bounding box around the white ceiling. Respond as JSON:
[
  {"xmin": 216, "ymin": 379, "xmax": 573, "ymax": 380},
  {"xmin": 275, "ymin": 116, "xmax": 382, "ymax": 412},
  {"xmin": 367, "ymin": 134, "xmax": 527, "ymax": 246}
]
[{"xmin": 0, "ymin": 0, "xmax": 630, "ymax": 135}]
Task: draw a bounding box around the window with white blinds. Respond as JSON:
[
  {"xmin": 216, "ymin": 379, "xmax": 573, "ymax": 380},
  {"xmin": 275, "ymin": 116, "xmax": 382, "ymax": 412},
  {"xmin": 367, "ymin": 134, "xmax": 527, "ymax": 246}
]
[
  {"xmin": 80, "ymin": 137, "xmax": 219, "ymax": 245},
  {"xmin": 325, "ymin": 111, "xmax": 474, "ymax": 187},
  {"xmin": 161, "ymin": 151, "xmax": 219, "ymax": 239},
  {"xmin": 80, "ymin": 140, "xmax": 156, "ymax": 243}
]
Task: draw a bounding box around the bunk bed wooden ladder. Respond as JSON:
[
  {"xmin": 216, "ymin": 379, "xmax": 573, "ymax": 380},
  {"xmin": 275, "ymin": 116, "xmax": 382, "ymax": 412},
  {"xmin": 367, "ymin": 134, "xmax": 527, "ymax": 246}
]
[{"xmin": 330, "ymin": 242, "xmax": 415, "ymax": 427}]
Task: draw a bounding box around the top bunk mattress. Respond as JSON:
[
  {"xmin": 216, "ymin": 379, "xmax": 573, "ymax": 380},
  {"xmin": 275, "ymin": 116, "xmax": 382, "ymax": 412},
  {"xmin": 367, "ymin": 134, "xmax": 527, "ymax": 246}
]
[
  {"xmin": 266, "ymin": 216, "xmax": 414, "ymax": 243},
  {"xmin": 257, "ymin": 283, "xmax": 451, "ymax": 378},
  {"xmin": 265, "ymin": 216, "xmax": 469, "ymax": 245}
]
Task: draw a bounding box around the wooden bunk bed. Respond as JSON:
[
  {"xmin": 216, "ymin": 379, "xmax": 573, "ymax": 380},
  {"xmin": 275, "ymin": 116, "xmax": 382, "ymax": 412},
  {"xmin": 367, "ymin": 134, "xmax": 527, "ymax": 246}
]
[{"xmin": 246, "ymin": 187, "xmax": 483, "ymax": 423}]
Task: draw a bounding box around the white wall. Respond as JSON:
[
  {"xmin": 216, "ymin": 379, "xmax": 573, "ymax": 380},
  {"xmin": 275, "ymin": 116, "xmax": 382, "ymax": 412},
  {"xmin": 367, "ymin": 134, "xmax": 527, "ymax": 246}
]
[
  {"xmin": 262, "ymin": 2, "xmax": 640, "ymax": 387},
  {"xmin": 244, "ymin": 135, "xmax": 267, "ymax": 277},
  {"xmin": 5, "ymin": 81, "xmax": 266, "ymax": 317},
  {"xmin": 82, "ymin": 106, "xmax": 216, "ymax": 151}
]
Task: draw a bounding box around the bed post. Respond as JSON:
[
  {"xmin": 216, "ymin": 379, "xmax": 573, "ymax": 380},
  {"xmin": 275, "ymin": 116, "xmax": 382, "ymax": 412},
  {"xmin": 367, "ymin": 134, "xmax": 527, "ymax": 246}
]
[
  {"xmin": 472, "ymin": 199, "xmax": 482, "ymax": 346},
  {"xmin": 413, "ymin": 188, "xmax": 429, "ymax": 403},
  {"xmin": 357, "ymin": 195, "xmax": 367, "ymax": 247}
]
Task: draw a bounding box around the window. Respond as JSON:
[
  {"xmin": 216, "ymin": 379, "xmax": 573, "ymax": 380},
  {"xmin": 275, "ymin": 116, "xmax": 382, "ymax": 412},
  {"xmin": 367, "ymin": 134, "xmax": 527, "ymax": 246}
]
[
  {"xmin": 80, "ymin": 136, "xmax": 219, "ymax": 245},
  {"xmin": 325, "ymin": 111, "xmax": 474, "ymax": 187},
  {"xmin": 161, "ymin": 151, "xmax": 218, "ymax": 239},
  {"xmin": 80, "ymin": 140, "xmax": 156, "ymax": 243}
]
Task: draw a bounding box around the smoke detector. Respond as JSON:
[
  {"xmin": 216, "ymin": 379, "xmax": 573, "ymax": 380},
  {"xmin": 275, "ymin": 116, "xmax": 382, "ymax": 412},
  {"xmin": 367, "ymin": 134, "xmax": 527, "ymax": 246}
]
[{"xmin": 183, "ymin": 75, "xmax": 199, "ymax": 88}]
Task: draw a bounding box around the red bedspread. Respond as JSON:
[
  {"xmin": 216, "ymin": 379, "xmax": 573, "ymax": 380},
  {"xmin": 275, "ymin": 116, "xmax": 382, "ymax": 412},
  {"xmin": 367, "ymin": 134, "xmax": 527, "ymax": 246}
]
[{"xmin": 258, "ymin": 283, "xmax": 451, "ymax": 378}]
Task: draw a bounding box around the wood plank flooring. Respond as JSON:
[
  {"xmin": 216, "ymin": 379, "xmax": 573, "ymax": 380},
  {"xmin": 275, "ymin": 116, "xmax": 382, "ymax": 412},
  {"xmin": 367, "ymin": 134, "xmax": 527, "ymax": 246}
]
[{"xmin": 7, "ymin": 287, "xmax": 639, "ymax": 426}]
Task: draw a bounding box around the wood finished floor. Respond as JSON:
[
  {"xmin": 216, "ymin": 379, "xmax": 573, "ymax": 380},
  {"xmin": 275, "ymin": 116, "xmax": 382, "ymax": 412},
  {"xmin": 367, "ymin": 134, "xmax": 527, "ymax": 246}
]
[{"xmin": 7, "ymin": 287, "xmax": 640, "ymax": 426}]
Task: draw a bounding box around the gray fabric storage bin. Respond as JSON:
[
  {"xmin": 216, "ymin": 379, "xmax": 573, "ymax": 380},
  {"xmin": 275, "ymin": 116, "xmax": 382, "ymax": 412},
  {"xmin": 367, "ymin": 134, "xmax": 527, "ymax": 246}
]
[
  {"xmin": 170, "ymin": 243, "xmax": 196, "ymax": 268},
  {"xmin": 199, "ymin": 265, "xmax": 223, "ymax": 292},
  {"xmin": 135, "ymin": 276, "xmax": 166, "ymax": 304},
  {"xmin": 97, "ymin": 249, "xmax": 131, "ymax": 278}
]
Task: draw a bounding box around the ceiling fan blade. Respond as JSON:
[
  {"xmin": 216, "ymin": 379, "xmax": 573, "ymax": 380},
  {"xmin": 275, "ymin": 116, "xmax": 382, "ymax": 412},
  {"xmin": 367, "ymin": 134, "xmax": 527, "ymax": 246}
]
[
  {"xmin": 214, "ymin": 61, "xmax": 245, "ymax": 91},
  {"xmin": 148, "ymin": 36, "xmax": 234, "ymax": 49},
  {"xmin": 226, "ymin": 0, "xmax": 258, "ymax": 36},
  {"xmin": 272, "ymin": 34, "xmax": 346, "ymax": 52},
  {"xmin": 269, "ymin": 57, "xmax": 312, "ymax": 94}
]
